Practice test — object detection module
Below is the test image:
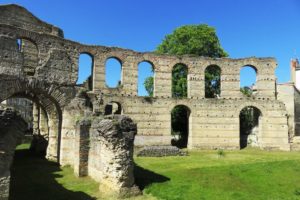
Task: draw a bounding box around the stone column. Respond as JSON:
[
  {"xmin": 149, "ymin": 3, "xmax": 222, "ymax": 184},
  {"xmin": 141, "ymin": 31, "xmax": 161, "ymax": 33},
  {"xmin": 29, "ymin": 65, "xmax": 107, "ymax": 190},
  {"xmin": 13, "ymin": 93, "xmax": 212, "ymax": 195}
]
[
  {"xmin": 89, "ymin": 115, "xmax": 140, "ymax": 197},
  {"xmin": 46, "ymin": 113, "xmax": 59, "ymax": 161},
  {"xmin": 32, "ymin": 103, "xmax": 40, "ymax": 135},
  {"xmin": 60, "ymin": 109, "xmax": 76, "ymax": 166},
  {"xmin": 74, "ymin": 120, "xmax": 90, "ymax": 177},
  {"xmin": 39, "ymin": 108, "xmax": 49, "ymax": 140}
]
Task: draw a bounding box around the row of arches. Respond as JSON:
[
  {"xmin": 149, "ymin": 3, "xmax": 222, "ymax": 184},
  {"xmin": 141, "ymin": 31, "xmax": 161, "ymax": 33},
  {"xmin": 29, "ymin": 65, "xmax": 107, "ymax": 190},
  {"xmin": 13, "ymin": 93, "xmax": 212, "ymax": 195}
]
[
  {"xmin": 101, "ymin": 101, "xmax": 262, "ymax": 149},
  {"xmin": 14, "ymin": 37, "xmax": 258, "ymax": 98},
  {"xmin": 171, "ymin": 105, "xmax": 262, "ymax": 149},
  {"xmin": 14, "ymin": 38, "xmax": 258, "ymax": 98},
  {"xmin": 78, "ymin": 54, "xmax": 258, "ymax": 98}
]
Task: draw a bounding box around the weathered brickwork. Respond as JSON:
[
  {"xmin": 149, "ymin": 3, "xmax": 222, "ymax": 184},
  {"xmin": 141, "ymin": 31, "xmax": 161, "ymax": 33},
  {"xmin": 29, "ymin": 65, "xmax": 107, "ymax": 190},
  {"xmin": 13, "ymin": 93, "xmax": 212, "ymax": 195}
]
[
  {"xmin": 0, "ymin": 108, "xmax": 27, "ymax": 200},
  {"xmin": 0, "ymin": 3, "xmax": 295, "ymax": 198}
]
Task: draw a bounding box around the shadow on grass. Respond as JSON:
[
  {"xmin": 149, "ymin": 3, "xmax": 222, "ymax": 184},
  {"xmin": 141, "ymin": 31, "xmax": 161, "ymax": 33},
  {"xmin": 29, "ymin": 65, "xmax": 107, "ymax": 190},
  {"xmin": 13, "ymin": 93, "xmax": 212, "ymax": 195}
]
[
  {"xmin": 9, "ymin": 149, "xmax": 96, "ymax": 200},
  {"xmin": 134, "ymin": 164, "xmax": 170, "ymax": 190}
]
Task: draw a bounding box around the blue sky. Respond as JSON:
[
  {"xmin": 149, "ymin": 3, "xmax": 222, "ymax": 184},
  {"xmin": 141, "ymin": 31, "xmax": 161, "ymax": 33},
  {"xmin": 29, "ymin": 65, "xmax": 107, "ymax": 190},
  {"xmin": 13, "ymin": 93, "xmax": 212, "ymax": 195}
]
[{"xmin": 2, "ymin": 0, "xmax": 300, "ymax": 94}]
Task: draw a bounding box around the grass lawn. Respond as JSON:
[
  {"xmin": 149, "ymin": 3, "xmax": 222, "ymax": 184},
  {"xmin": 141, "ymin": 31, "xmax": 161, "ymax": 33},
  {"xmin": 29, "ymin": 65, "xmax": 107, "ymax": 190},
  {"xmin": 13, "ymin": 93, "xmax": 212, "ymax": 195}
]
[
  {"xmin": 10, "ymin": 144, "xmax": 300, "ymax": 200},
  {"xmin": 135, "ymin": 149, "xmax": 300, "ymax": 200}
]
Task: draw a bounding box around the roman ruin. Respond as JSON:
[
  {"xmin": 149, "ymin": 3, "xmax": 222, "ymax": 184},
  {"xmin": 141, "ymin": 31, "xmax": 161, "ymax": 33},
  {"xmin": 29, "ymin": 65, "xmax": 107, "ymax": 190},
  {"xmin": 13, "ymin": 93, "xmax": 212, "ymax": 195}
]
[{"xmin": 0, "ymin": 3, "xmax": 299, "ymax": 200}]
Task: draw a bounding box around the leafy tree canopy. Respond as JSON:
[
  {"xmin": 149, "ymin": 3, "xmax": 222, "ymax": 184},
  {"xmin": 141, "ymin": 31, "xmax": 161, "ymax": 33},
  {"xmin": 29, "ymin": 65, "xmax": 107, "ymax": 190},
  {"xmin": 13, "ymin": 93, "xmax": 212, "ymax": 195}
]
[{"xmin": 156, "ymin": 24, "xmax": 228, "ymax": 57}]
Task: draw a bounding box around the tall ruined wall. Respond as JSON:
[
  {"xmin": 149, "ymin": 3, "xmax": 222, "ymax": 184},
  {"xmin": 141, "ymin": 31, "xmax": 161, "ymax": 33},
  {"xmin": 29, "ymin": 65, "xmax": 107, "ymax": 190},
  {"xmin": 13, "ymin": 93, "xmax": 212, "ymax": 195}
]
[
  {"xmin": 0, "ymin": 108, "xmax": 27, "ymax": 200},
  {"xmin": 0, "ymin": 3, "xmax": 290, "ymax": 153}
]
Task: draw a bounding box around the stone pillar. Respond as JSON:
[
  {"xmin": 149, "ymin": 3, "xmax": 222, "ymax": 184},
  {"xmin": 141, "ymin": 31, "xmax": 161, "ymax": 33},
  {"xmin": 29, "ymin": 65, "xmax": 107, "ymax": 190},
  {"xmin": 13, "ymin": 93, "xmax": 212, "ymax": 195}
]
[
  {"xmin": 46, "ymin": 113, "xmax": 59, "ymax": 161},
  {"xmin": 39, "ymin": 108, "xmax": 49, "ymax": 140},
  {"xmin": 154, "ymin": 70, "xmax": 172, "ymax": 98},
  {"xmin": 60, "ymin": 96, "xmax": 86, "ymax": 166},
  {"xmin": 74, "ymin": 120, "xmax": 90, "ymax": 177},
  {"xmin": 122, "ymin": 57, "xmax": 138, "ymax": 96},
  {"xmin": 93, "ymin": 56, "xmax": 106, "ymax": 92},
  {"xmin": 32, "ymin": 103, "xmax": 40, "ymax": 135},
  {"xmin": 89, "ymin": 116, "xmax": 140, "ymax": 197}
]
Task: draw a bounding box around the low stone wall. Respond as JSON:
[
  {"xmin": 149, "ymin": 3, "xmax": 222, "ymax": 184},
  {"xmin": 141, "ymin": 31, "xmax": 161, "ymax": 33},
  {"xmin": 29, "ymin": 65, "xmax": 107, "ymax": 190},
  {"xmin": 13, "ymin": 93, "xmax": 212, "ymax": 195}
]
[
  {"xmin": 0, "ymin": 108, "xmax": 27, "ymax": 200},
  {"xmin": 137, "ymin": 146, "xmax": 187, "ymax": 157}
]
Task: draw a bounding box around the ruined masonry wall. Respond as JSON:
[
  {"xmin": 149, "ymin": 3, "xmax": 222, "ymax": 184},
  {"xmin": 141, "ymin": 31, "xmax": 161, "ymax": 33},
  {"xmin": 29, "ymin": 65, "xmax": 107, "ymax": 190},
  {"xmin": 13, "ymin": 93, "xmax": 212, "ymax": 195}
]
[
  {"xmin": 0, "ymin": 3, "xmax": 291, "ymax": 155},
  {"xmin": 0, "ymin": 109, "xmax": 27, "ymax": 200}
]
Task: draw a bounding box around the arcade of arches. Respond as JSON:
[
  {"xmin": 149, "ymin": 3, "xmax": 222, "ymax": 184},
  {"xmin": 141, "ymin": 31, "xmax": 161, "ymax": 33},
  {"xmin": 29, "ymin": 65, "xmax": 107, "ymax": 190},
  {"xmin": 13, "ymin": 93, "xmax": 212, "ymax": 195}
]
[{"xmin": 0, "ymin": 4, "xmax": 298, "ymax": 200}]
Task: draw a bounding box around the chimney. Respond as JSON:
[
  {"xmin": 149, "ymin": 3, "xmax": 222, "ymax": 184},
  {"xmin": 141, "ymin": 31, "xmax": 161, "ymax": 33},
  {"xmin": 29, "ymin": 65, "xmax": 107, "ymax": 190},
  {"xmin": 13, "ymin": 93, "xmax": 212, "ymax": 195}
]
[
  {"xmin": 292, "ymin": 59, "xmax": 300, "ymax": 90},
  {"xmin": 291, "ymin": 59, "xmax": 297, "ymax": 83}
]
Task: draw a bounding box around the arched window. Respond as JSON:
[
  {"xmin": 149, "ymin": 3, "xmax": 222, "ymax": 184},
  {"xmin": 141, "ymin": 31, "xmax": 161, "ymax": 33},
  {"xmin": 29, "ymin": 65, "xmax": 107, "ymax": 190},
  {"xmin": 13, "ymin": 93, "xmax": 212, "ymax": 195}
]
[
  {"xmin": 205, "ymin": 65, "xmax": 221, "ymax": 98},
  {"xmin": 77, "ymin": 53, "xmax": 93, "ymax": 90},
  {"xmin": 17, "ymin": 38, "xmax": 38, "ymax": 76},
  {"xmin": 105, "ymin": 57, "xmax": 122, "ymax": 88},
  {"xmin": 240, "ymin": 65, "xmax": 257, "ymax": 96},
  {"xmin": 171, "ymin": 105, "xmax": 190, "ymax": 148},
  {"xmin": 239, "ymin": 106, "xmax": 262, "ymax": 149},
  {"xmin": 172, "ymin": 63, "xmax": 188, "ymax": 98},
  {"xmin": 138, "ymin": 61, "xmax": 154, "ymax": 96},
  {"xmin": 104, "ymin": 102, "xmax": 122, "ymax": 115}
]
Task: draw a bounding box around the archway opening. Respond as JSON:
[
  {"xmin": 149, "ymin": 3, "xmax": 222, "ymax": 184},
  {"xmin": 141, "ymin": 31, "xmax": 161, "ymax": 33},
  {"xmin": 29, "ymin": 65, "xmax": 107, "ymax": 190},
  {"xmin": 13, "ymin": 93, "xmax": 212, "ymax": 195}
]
[
  {"xmin": 240, "ymin": 65, "xmax": 257, "ymax": 97},
  {"xmin": 77, "ymin": 53, "xmax": 93, "ymax": 90},
  {"xmin": 172, "ymin": 63, "xmax": 188, "ymax": 98},
  {"xmin": 205, "ymin": 65, "xmax": 221, "ymax": 98},
  {"xmin": 104, "ymin": 102, "xmax": 122, "ymax": 115},
  {"xmin": 171, "ymin": 105, "xmax": 190, "ymax": 148},
  {"xmin": 239, "ymin": 106, "xmax": 262, "ymax": 149},
  {"xmin": 138, "ymin": 61, "xmax": 154, "ymax": 97},
  {"xmin": 105, "ymin": 57, "xmax": 122, "ymax": 88},
  {"xmin": 17, "ymin": 38, "xmax": 38, "ymax": 76},
  {"xmin": 0, "ymin": 97, "xmax": 34, "ymax": 138}
]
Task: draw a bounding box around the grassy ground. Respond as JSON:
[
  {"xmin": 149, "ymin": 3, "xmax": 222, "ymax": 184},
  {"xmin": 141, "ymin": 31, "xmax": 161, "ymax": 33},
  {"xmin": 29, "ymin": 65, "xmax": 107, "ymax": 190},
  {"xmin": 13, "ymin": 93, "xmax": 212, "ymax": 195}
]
[
  {"xmin": 10, "ymin": 144, "xmax": 300, "ymax": 200},
  {"xmin": 10, "ymin": 143, "xmax": 155, "ymax": 200},
  {"xmin": 135, "ymin": 149, "xmax": 300, "ymax": 200}
]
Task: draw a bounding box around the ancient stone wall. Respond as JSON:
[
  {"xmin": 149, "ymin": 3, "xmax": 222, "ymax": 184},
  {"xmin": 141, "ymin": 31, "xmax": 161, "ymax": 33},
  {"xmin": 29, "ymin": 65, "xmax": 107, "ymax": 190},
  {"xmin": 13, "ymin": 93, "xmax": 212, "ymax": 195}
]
[
  {"xmin": 0, "ymin": 4, "xmax": 291, "ymax": 151},
  {"xmin": 0, "ymin": 108, "xmax": 27, "ymax": 200}
]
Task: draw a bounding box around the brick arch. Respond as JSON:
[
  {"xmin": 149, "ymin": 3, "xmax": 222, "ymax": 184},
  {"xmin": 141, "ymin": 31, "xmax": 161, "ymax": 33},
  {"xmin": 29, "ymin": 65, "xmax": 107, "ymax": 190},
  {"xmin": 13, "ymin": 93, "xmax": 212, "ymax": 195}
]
[
  {"xmin": 0, "ymin": 77, "xmax": 68, "ymax": 161},
  {"xmin": 235, "ymin": 101, "xmax": 266, "ymax": 117},
  {"xmin": 168, "ymin": 103, "xmax": 192, "ymax": 114},
  {"xmin": 0, "ymin": 77, "xmax": 74, "ymax": 111}
]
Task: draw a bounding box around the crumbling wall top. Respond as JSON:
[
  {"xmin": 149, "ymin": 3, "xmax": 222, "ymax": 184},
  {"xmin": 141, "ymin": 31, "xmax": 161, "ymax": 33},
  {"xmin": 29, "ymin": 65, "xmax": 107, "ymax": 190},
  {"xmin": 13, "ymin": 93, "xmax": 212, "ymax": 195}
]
[{"xmin": 0, "ymin": 4, "xmax": 63, "ymax": 37}]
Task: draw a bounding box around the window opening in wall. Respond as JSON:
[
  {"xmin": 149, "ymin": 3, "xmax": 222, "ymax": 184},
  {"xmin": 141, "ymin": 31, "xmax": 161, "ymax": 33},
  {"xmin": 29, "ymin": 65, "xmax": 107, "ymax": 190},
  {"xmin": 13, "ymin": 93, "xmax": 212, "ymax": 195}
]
[
  {"xmin": 240, "ymin": 66, "xmax": 257, "ymax": 97},
  {"xmin": 77, "ymin": 53, "xmax": 93, "ymax": 90},
  {"xmin": 205, "ymin": 65, "xmax": 221, "ymax": 98},
  {"xmin": 138, "ymin": 61, "xmax": 154, "ymax": 97},
  {"xmin": 105, "ymin": 57, "xmax": 122, "ymax": 88},
  {"xmin": 172, "ymin": 64, "xmax": 188, "ymax": 98}
]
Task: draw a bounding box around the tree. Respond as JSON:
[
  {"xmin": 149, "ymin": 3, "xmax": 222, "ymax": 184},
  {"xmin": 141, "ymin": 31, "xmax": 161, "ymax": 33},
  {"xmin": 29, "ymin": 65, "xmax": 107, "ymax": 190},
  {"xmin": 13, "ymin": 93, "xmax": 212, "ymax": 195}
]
[
  {"xmin": 144, "ymin": 24, "xmax": 228, "ymax": 97},
  {"xmin": 144, "ymin": 24, "xmax": 228, "ymax": 148},
  {"xmin": 156, "ymin": 24, "xmax": 228, "ymax": 57},
  {"xmin": 143, "ymin": 76, "xmax": 153, "ymax": 97}
]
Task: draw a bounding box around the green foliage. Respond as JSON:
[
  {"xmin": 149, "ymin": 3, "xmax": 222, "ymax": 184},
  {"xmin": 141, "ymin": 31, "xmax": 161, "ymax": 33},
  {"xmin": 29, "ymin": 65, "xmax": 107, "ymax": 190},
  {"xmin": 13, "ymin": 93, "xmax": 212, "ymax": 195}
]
[
  {"xmin": 217, "ymin": 149, "xmax": 225, "ymax": 157},
  {"xmin": 205, "ymin": 65, "xmax": 221, "ymax": 98},
  {"xmin": 144, "ymin": 24, "xmax": 228, "ymax": 98},
  {"xmin": 144, "ymin": 76, "xmax": 154, "ymax": 97},
  {"xmin": 156, "ymin": 24, "xmax": 228, "ymax": 57},
  {"xmin": 240, "ymin": 86, "xmax": 253, "ymax": 97},
  {"xmin": 172, "ymin": 64, "xmax": 188, "ymax": 98}
]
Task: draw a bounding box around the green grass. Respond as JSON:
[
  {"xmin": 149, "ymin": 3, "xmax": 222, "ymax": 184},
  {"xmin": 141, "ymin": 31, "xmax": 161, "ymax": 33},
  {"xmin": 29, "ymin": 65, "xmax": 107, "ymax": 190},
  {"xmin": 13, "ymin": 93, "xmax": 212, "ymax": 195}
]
[
  {"xmin": 11, "ymin": 144, "xmax": 300, "ymax": 200},
  {"xmin": 134, "ymin": 149, "xmax": 300, "ymax": 200},
  {"xmin": 11, "ymin": 143, "xmax": 155, "ymax": 200}
]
